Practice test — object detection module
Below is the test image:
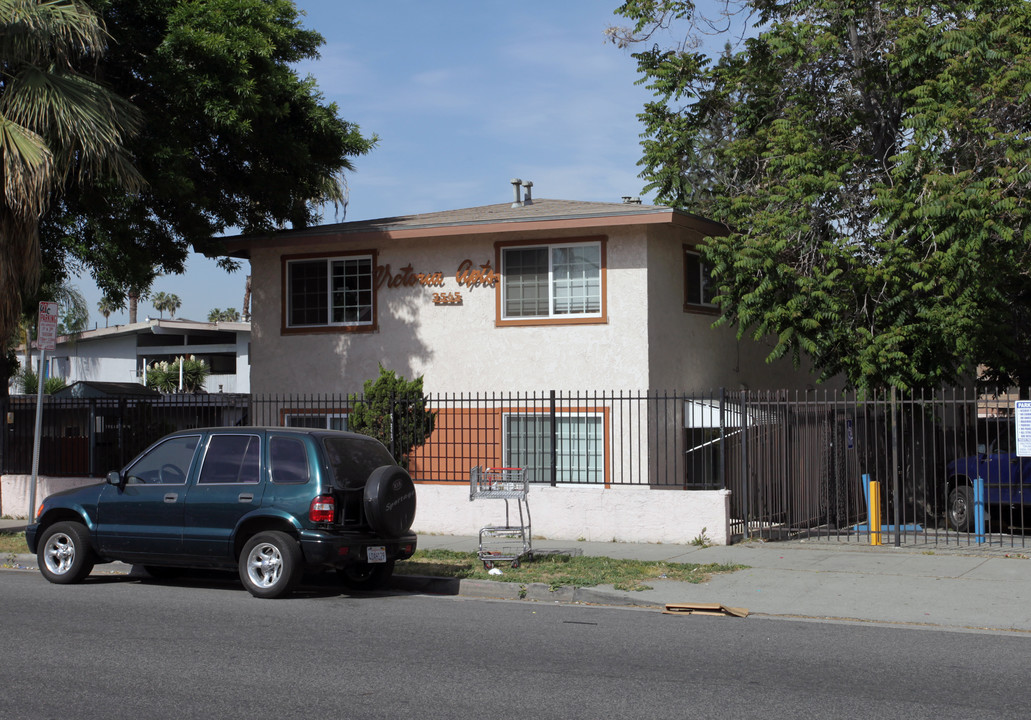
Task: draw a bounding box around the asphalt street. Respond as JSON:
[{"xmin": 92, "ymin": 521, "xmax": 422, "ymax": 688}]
[{"xmin": 2, "ymin": 569, "xmax": 1029, "ymax": 720}]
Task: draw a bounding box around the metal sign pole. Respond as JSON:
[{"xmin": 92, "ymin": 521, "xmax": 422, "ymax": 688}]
[
  {"xmin": 29, "ymin": 346, "xmax": 45, "ymax": 521},
  {"xmin": 29, "ymin": 301, "xmax": 59, "ymax": 521}
]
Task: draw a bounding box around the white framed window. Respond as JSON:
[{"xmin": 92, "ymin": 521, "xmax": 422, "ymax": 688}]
[
  {"xmin": 285, "ymin": 254, "xmax": 374, "ymax": 328},
  {"xmin": 684, "ymin": 248, "xmax": 716, "ymax": 309},
  {"xmin": 503, "ymin": 413, "xmax": 604, "ymax": 484},
  {"xmin": 285, "ymin": 413, "xmax": 349, "ymax": 431},
  {"xmin": 500, "ymin": 240, "xmax": 603, "ymax": 321}
]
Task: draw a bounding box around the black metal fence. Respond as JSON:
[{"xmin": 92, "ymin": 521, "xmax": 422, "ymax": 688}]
[{"xmin": 3, "ymin": 387, "xmax": 1028, "ymax": 547}]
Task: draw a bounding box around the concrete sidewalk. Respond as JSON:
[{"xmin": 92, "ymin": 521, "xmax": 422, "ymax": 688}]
[{"xmin": 4, "ymin": 518, "xmax": 1030, "ymax": 633}]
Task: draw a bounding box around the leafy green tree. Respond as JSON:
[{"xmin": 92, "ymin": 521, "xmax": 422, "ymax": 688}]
[
  {"xmin": 0, "ymin": 0, "xmax": 141, "ymax": 403},
  {"xmin": 348, "ymin": 366, "xmax": 436, "ymax": 469},
  {"xmin": 42, "ymin": 0, "xmax": 377, "ymax": 312},
  {"xmin": 614, "ymin": 0, "xmax": 1031, "ymax": 390},
  {"xmin": 54, "ymin": 285, "xmax": 88, "ymax": 335}
]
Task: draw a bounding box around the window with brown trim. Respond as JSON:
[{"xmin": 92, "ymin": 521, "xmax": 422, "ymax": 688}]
[
  {"xmin": 684, "ymin": 247, "xmax": 717, "ymax": 311},
  {"xmin": 283, "ymin": 252, "xmax": 376, "ymax": 331},
  {"xmin": 497, "ymin": 238, "xmax": 606, "ymax": 325}
]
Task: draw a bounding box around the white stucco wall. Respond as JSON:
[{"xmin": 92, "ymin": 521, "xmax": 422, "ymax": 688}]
[
  {"xmin": 415, "ymin": 483, "xmax": 731, "ymax": 545},
  {"xmin": 249, "ymin": 226, "xmax": 653, "ymax": 395},
  {"xmin": 645, "ymin": 225, "xmax": 823, "ymax": 392},
  {"xmin": 1, "ymin": 475, "xmax": 100, "ymax": 518}
]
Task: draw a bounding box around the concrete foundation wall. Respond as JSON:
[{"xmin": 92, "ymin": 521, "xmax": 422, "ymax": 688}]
[
  {"xmin": 2, "ymin": 475, "xmax": 731, "ymax": 546},
  {"xmin": 1, "ymin": 475, "xmax": 99, "ymax": 519},
  {"xmin": 414, "ymin": 483, "xmax": 731, "ymax": 545}
]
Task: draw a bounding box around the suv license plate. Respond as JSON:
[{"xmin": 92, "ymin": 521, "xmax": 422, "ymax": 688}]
[{"xmin": 367, "ymin": 546, "xmax": 387, "ymax": 564}]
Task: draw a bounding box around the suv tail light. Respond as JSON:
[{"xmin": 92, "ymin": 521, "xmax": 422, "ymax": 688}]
[{"xmin": 309, "ymin": 494, "xmax": 335, "ymax": 523}]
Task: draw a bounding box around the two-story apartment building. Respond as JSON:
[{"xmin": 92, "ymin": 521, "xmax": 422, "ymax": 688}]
[{"xmin": 220, "ymin": 187, "xmax": 821, "ymax": 544}]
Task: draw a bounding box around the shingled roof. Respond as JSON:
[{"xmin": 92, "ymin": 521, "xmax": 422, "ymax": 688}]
[{"xmin": 222, "ymin": 198, "xmax": 724, "ymax": 257}]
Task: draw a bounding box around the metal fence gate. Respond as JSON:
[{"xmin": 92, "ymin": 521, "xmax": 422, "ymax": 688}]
[{"xmin": 3, "ymin": 386, "xmax": 1029, "ymax": 547}]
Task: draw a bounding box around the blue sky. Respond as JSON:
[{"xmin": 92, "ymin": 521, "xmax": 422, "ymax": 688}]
[{"xmin": 77, "ymin": 0, "xmax": 671, "ymax": 326}]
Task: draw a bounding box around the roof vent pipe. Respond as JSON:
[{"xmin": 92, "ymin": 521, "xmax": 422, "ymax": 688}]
[
  {"xmin": 522, "ymin": 180, "xmax": 533, "ymax": 206},
  {"xmin": 511, "ymin": 178, "xmax": 523, "ymax": 208}
]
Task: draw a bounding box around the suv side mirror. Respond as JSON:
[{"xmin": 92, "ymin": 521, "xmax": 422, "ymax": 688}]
[{"xmin": 106, "ymin": 470, "xmax": 123, "ymax": 487}]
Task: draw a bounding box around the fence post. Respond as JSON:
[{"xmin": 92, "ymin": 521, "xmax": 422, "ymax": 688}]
[
  {"xmin": 0, "ymin": 394, "xmax": 7, "ymax": 474},
  {"xmin": 718, "ymin": 387, "xmax": 726, "ymax": 492},
  {"xmin": 390, "ymin": 391, "xmax": 397, "ymax": 460},
  {"xmin": 739, "ymin": 389, "xmax": 749, "ymax": 539},
  {"xmin": 88, "ymin": 399, "xmax": 97, "ymax": 476},
  {"xmin": 549, "ymin": 390, "xmax": 558, "ymax": 487},
  {"xmin": 890, "ymin": 387, "xmax": 901, "ymax": 547}
]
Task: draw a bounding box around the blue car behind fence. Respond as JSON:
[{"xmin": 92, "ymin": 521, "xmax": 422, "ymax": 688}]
[{"xmin": 944, "ymin": 419, "xmax": 1031, "ymax": 532}]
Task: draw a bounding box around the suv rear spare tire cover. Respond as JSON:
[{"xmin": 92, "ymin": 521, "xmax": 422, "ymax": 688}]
[{"xmin": 363, "ymin": 465, "xmax": 417, "ymax": 538}]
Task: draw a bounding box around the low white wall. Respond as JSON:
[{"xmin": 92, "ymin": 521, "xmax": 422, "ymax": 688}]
[
  {"xmin": 2, "ymin": 475, "xmax": 731, "ymax": 546},
  {"xmin": 1, "ymin": 475, "xmax": 99, "ymax": 519},
  {"xmin": 414, "ymin": 483, "xmax": 731, "ymax": 546}
]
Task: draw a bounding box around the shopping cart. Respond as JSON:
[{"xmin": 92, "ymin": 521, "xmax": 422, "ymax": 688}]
[{"xmin": 469, "ymin": 466, "xmax": 531, "ymax": 568}]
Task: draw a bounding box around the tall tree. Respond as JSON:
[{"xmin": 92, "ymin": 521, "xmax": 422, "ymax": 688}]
[
  {"xmin": 97, "ymin": 295, "xmax": 120, "ymax": 327},
  {"xmin": 0, "ymin": 0, "xmax": 141, "ymax": 402},
  {"xmin": 42, "ymin": 0, "xmax": 376, "ymax": 311},
  {"xmin": 151, "ymin": 291, "xmax": 180, "ymax": 319},
  {"xmin": 613, "ymin": 0, "xmax": 1031, "ymax": 390}
]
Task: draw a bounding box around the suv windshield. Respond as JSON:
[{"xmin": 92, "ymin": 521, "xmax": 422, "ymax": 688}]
[{"xmin": 321, "ymin": 435, "xmax": 396, "ymax": 487}]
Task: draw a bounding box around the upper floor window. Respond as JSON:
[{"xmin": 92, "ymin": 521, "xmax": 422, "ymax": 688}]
[
  {"xmin": 684, "ymin": 248, "xmax": 717, "ymax": 310},
  {"xmin": 498, "ymin": 239, "xmax": 605, "ymax": 325},
  {"xmin": 284, "ymin": 253, "xmax": 375, "ymax": 330}
]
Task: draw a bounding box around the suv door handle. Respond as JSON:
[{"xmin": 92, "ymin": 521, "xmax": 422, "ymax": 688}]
[
  {"xmin": 164, "ymin": 493, "xmax": 178, "ymax": 503},
  {"xmin": 238, "ymin": 493, "xmax": 254, "ymax": 503}
]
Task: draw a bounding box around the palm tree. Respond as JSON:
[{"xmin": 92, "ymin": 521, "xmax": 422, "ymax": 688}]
[
  {"xmin": 166, "ymin": 293, "xmax": 181, "ymax": 319},
  {"xmin": 152, "ymin": 291, "xmax": 181, "ymax": 319},
  {"xmin": 151, "ymin": 291, "xmax": 169, "ymax": 319},
  {"xmin": 0, "ymin": 0, "xmax": 142, "ymax": 382},
  {"xmin": 97, "ymin": 296, "xmax": 121, "ymax": 328}
]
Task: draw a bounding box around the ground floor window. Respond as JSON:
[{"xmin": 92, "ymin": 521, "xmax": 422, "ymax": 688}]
[
  {"xmin": 504, "ymin": 413, "xmax": 603, "ymax": 484},
  {"xmin": 284, "ymin": 413, "xmax": 348, "ymax": 431}
]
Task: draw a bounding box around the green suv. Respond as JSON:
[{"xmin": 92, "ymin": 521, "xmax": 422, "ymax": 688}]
[{"xmin": 25, "ymin": 428, "xmax": 418, "ymax": 598}]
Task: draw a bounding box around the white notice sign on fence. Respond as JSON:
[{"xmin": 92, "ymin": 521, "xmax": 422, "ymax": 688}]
[
  {"xmin": 1015, "ymin": 400, "xmax": 1031, "ymax": 457},
  {"xmin": 37, "ymin": 301, "xmax": 59, "ymax": 351}
]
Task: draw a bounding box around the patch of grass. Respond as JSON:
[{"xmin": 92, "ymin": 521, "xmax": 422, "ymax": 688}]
[
  {"xmin": 0, "ymin": 532, "xmax": 29, "ymax": 556},
  {"xmin": 395, "ymin": 548, "xmax": 746, "ymax": 592}
]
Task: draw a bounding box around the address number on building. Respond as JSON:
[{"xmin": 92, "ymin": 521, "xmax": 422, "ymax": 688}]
[{"xmin": 432, "ymin": 292, "xmax": 463, "ymax": 305}]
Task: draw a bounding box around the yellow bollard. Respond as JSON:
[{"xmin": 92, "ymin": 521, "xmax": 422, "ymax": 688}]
[{"xmin": 869, "ymin": 480, "xmax": 882, "ymax": 546}]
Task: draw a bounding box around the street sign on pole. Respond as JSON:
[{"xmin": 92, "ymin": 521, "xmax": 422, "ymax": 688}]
[{"xmin": 37, "ymin": 301, "xmax": 59, "ymax": 351}]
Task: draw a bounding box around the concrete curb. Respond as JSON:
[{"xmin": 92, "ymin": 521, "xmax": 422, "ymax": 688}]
[
  {"xmin": 391, "ymin": 574, "xmax": 663, "ymax": 608},
  {"xmin": 2, "ymin": 555, "xmax": 660, "ymax": 608}
]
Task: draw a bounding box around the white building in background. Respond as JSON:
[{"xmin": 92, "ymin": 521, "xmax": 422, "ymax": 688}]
[{"xmin": 15, "ymin": 318, "xmax": 250, "ymax": 394}]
